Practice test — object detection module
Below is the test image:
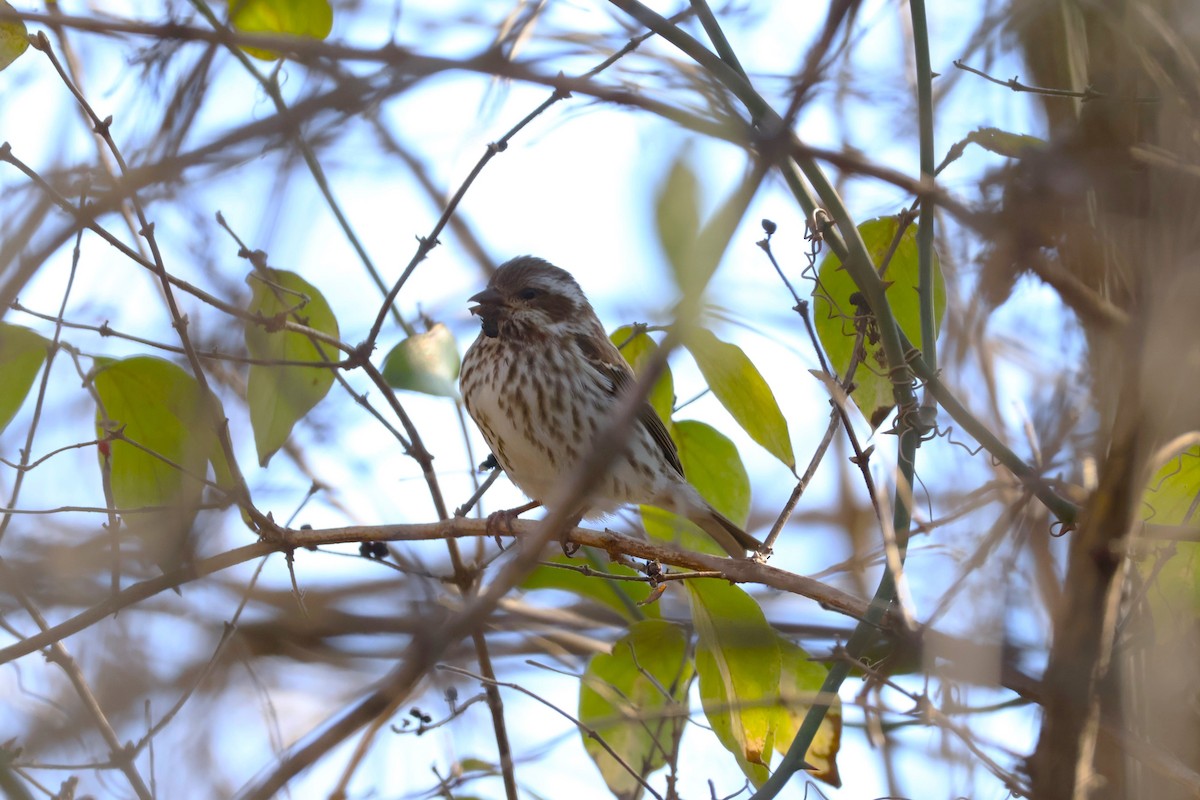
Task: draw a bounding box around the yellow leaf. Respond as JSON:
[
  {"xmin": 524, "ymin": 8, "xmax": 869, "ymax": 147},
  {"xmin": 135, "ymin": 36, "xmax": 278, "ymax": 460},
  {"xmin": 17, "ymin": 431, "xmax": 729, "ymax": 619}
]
[
  {"xmin": 230, "ymin": 0, "xmax": 333, "ymax": 61},
  {"xmin": 0, "ymin": 1, "xmax": 29, "ymax": 71}
]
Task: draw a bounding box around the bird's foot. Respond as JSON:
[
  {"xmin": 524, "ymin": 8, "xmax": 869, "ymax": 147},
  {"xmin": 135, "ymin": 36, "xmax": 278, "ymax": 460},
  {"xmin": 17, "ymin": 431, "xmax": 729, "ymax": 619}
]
[
  {"xmin": 485, "ymin": 500, "xmax": 540, "ymax": 547},
  {"xmin": 559, "ymin": 513, "xmax": 584, "ymax": 557}
]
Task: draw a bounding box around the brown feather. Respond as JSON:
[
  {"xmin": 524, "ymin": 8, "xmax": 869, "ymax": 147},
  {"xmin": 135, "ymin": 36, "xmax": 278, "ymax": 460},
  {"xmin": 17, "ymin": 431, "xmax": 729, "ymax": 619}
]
[
  {"xmin": 573, "ymin": 330, "xmax": 761, "ymax": 556},
  {"xmin": 573, "ymin": 333, "xmax": 684, "ymax": 477},
  {"xmin": 688, "ymin": 507, "xmax": 763, "ymax": 557}
]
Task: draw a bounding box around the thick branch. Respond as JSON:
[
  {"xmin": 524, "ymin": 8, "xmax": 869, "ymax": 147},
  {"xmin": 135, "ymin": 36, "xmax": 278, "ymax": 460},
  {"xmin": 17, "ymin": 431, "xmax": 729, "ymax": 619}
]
[
  {"xmin": 0, "ymin": 519, "xmax": 878, "ymax": 667},
  {"xmin": 1029, "ymin": 380, "xmax": 1145, "ymax": 797}
]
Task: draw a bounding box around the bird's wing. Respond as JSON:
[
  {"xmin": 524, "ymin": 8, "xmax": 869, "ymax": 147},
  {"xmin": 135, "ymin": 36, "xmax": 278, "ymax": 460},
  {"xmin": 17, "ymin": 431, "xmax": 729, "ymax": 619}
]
[{"xmin": 573, "ymin": 332, "xmax": 684, "ymax": 478}]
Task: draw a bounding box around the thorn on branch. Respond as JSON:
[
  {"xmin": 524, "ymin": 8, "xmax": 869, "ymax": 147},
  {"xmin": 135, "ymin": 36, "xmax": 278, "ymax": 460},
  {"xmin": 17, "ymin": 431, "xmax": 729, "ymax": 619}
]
[
  {"xmin": 103, "ymin": 423, "xmax": 129, "ymax": 443},
  {"xmin": 913, "ymin": 693, "xmax": 935, "ymax": 725},
  {"xmin": 552, "ymin": 71, "xmax": 572, "ymax": 100},
  {"xmin": 262, "ymin": 311, "xmax": 288, "ymax": 333},
  {"xmin": 341, "ymin": 341, "xmax": 372, "ymax": 371},
  {"xmin": 255, "ymin": 511, "xmax": 285, "ymax": 544},
  {"xmin": 849, "ymin": 444, "xmax": 875, "ymax": 467},
  {"xmin": 248, "ymin": 249, "xmax": 268, "ymax": 269}
]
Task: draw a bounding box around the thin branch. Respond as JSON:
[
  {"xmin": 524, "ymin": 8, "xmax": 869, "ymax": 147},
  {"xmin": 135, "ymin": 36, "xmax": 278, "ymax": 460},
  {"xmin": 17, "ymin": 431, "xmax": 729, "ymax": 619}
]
[
  {"xmin": 953, "ymin": 59, "xmax": 1104, "ymax": 100},
  {"xmin": 187, "ymin": 0, "xmax": 413, "ymax": 335},
  {"xmin": 0, "ymin": 560, "xmax": 154, "ymax": 799}
]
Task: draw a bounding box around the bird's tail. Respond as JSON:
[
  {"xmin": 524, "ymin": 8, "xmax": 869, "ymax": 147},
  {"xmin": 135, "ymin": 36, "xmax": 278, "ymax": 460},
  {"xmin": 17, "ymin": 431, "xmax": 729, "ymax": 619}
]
[{"xmin": 689, "ymin": 507, "xmax": 762, "ymax": 558}]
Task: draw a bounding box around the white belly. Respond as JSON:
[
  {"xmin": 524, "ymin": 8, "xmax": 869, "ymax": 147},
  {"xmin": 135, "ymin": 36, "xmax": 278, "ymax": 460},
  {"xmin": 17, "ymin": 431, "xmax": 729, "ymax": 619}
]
[{"xmin": 460, "ymin": 335, "xmax": 676, "ymax": 515}]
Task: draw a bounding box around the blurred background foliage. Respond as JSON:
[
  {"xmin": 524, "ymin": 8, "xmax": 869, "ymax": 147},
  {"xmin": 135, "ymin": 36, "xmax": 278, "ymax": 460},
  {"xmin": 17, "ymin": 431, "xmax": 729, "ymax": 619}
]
[{"xmin": 0, "ymin": 0, "xmax": 1199, "ymax": 798}]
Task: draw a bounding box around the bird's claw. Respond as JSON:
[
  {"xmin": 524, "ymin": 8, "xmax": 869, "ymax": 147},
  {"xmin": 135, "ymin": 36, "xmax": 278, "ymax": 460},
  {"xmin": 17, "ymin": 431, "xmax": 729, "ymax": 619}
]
[
  {"xmin": 485, "ymin": 508, "xmax": 520, "ymax": 547},
  {"xmin": 482, "ymin": 500, "xmax": 542, "ymax": 547},
  {"xmin": 558, "ymin": 512, "xmax": 584, "ymax": 557}
]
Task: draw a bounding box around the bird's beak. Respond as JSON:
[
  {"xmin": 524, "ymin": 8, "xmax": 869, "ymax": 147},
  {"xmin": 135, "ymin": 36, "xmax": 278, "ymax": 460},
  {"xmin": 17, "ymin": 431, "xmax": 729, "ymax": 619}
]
[{"xmin": 468, "ymin": 287, "xmax": 504, "ymax": 315}]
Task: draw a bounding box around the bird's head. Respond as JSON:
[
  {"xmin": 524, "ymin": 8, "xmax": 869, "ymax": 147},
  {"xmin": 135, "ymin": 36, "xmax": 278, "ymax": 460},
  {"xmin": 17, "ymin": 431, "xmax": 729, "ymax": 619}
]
[{"xmin": 469, "ymin": 256, "xmax": 596, "ymax": 340}]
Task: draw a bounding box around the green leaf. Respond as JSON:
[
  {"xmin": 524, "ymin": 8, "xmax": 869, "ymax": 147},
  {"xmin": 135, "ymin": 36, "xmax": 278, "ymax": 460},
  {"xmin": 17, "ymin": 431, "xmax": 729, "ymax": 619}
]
[
  {"xmin": 1139, "ymin": 540, "xmax": 1200, "ymax": 644},
  {"xmin": 93, "ymin": 357, "xmax": 210, "ymax": 507},
  {"xmin": 1143, "ymin": 445, "xmax": 1200, "ymax": 529},
  {"xmin": 813, "ymin": 215, "xmax": 945, "ymax": 427},
  {"xmin": 522, "ymin": 549, "xmax": 659, "ymax": 621},
  {"xmin": 230, "ymin": 0, "xmax": 333, "ymax": 60},
  {"xmin": 684, "ymin": 328, "xmax": 794, "ymax": 470},
  {"xmin": 92, "ymin": 356, "xmax": 214, "ymax": 571},
  {"xmin": 687, "ymin": 579, "xmax": 781, "ymax": 785},
  {"xmin": 456, "ymin": 758, "xmax": 496, "ymax": 775},
  {"xmin": 610, "ymin": 325, "xmax": 674, "ymax": 424},
  {"xmin": 579, "ymin": 620, "xmax": 691, "ymax": 796},
  {"xmin": 638, "ymin": 401, "xmax": 751, "ymax": 559},
  {"xmin": 0, "ymin": 1, "xmax": 28, "ymax": 71},
  {"xmin": 655, "ymin": 153, "xmax": 764, "ymax": 311},
  {"xmin": 772, "ymin": 637, "xmax": 842, "ymax": 787},
  {"xmin": 1139, "ymin": 446, "xmax": 1200, "ymax": 627},
  {"xmin": 382, "ymin": 323, "xmax": 460, "ymax": 398},
  {"xmin": 245, "ymin": 269, "xmax": 339, "ymax": 466},
  {"xmin": 0, "ymin": 323, "xmax": 47, "ymax": 435},
  {"xmin": 641, "ymin": 504, "xmax": 724, "ymax": 557},
  {"xmin": 655, "ymin": 155, "xmax": 702, "ymax": 298},
  {"xmin": 965, "ymin": 127, "xmax": 1047, "ymax": 159},
  {"xmin": 674, "ymin": 419, "xmax": 750, "ymax": 527}
]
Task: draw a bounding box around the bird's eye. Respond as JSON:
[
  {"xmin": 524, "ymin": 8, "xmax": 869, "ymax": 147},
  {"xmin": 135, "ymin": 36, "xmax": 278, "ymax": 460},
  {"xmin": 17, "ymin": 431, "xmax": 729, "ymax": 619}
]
[{"xmin": 517, "ymin": 288, "xmax": 540, "ymax": 301}]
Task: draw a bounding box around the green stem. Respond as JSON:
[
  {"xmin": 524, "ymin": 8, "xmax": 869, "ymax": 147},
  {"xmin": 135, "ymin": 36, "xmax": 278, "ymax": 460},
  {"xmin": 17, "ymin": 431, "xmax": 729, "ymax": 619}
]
[
  {"xmin": 911, "ymin": 0, "xmax": 937, "ymax": 366},
  {"xmin": 601, "ymin": 4, "xmax": 924, "ymax": 796},
  {"xmin": 605, "ymin": 1, "xmax": 916, "ymax": 412},
  {"xmin": 759, "ymin": 426, "xmax": 918, "ymax": 797},
  {"xmin": 600, "ymin": 6, "xmax": 1080, "ymax": 795},
  {"xmin": 765, "ymin": 7, "xmax": 935, "ymax": 791},
  {"xmin": 689, "ymin": 0, "xmax": 748, "ymax": 80}
]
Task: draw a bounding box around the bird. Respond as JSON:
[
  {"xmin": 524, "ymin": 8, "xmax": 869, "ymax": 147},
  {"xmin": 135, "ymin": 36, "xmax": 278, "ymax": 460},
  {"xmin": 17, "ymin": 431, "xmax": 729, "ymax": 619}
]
[{"xmin": 459, "ymin": 255, "xmax": 761, "ymax": 557}]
